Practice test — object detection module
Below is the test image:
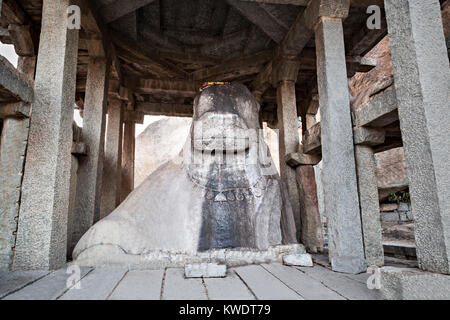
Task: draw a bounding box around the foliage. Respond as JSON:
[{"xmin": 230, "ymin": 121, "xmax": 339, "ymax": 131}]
[{"xmin": 387, "ymin": 190, "xmax": 411, "ymax": 204}]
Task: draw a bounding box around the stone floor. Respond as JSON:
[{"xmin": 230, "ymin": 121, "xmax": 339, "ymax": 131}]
[{"xmin": 0, "ymin": 256, "xmax": 383, "ymax": 300}]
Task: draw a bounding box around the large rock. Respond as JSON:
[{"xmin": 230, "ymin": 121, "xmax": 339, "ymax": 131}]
[
  {"xmin": 375, "ymin": 147, "xmax": 408, "ymax": 201},
  {"xmin": 135, "ymin": 117, "xmax": 192, "ymax": 187},
  {"xmin": 73, "ymin": 83, "xmax": 297, "ymax": 266}
]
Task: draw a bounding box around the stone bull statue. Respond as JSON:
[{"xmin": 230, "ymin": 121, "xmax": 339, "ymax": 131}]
[{"xmin": 73, "ymin": 83, "xmax": 298, "ymax": 265}]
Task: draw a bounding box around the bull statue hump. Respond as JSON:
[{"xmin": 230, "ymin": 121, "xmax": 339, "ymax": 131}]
[{"xmin": 73, "ymin": 83, "xmax": 299, "ymax": 267}]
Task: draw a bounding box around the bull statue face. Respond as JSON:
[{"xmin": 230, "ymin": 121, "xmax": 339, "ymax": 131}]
[{"xmin": 180, "ymin": 83, "xmax": 281, "ymax": 250}]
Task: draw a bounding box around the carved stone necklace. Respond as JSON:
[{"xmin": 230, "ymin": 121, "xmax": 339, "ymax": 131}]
[{"xmin": 186, "ymin": 163, "xmax": 271, "ymax": 202}]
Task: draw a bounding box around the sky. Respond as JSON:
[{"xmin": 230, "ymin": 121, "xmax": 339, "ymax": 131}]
[{"xmin": 0, "ymin": 42, "xmax": 18, "ymax": 67}]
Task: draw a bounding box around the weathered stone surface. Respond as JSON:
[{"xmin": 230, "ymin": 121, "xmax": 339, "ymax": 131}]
[
  {"xmin": 100, "ymin": 99, "xmax": 123, "ymax": 219},
  {"xmin": 302, "ymin": 122, "xmax": 321, "ymax": 155},
  {"xmin": 0, "ymin": 55, "xmax": 34, "ymax": 103},
  {"xmin": 4, "ymin": 267, "xmax": 91, "ymax": 300},
  {"xmin": 380, "ymin": 203, "xmax": 398, "ymax": 212},
  {"xmin": 296, "ymin": 165, "xmax": 324, "ymax": 252},
  {"xmin": 135, "ymin": 117, "xmax": 192, "ymax": 187},
  {"xmin": 353, "ymin": 127, "xmax": 385, "ymax": 146},
  {"xmin": 385, "ymin": 0, "xmax": 450, "ymax": 274},
  {"xmin": 66, "ymin": 156, "xmax": 79, "ymax": 256},
  {"xmin": 0, "ymin": 118, "xmax": 29, "ymax": 271},
  {"xmin": 0, "ymin": 270, "xmax": 50, "ymax": 299},
  {"xmin": 374, "ymin": 147, "xmax": 408, "ymax": 202},
  {"xmin": 13, "ymin": 0, "xmax": 79, "ymax": 270},
  {"xmin": 277, "ymin": 80, "xmax": 302, "ymax": 240},
  {"xmin": 109, "ymin": 269, "xmax": 164, "ymax": 300},
  {"xmin": 351, "ymin": 89, "xmax": 398, "ymax": 128},
  {"xmin": 304, "ymin": 0, "xmax": 350, "ymax": 30},
  {"xmin": 349, "ymin": 36, "xmax": 394, "ymax": 112},
  {"xmin": 234, "ymin": 264, "xmax": 302, "ymax": 299},
  {"xmin": 355, "ymin": 145, "xmax": 384, "ymax": 267},
  {"xmin": 71, "ymin": 142, "xmax": 87, "ymax": 156},
  {"xmin": 162, "ymin": 268, "xmax": 207, "ymax": 300},
  {"xmin": 380, "ymin": 267, "xmax": 450, "ymax": 300},
  {"xmin": 381, "ymin": 211, "xmax": 399, "ymax": 222},
  {"xmin": 121, "ymin": 121, "xmax": 135, "ymax": 202},
  {"xmin": 73, "ymin": 58, "xmax": 109, "ymax": 248},
  {"xmin": 383, "ymin": 242, "xmax": 416, "ymax": 260},
  {"xmin": 185, "ymin": 263, "xmax": 227, "ymax": 278},
  {"xmin": 0, "ymin": 102, "xmax": 31, "ymax": 118},
  {"xmin": 315, "ymin": 17, "xmax": 366, "ymax": 274},
  {"xmin": 286, "ymin": 152, "xmax": 321, "ymax": 167},
  {"xmin": 262, "ymin": 263, "xmax": 345, "ymax": 300},
  {"xmin": 283, "ymin": 253, "xmax": 313, "ymax": 267},
  {"xmin": 204, "ymin": 272, "xmax": 255, "ymax": 300},
  {"xmin": 59, "ymin": 267, "xmax": 127, "ymax": 300},
  {"xmin": 73, "ymin": 84, "xmax": 297, "ymax": 266}
]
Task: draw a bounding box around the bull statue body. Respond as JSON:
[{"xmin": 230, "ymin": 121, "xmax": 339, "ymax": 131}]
[{"xmin": 73, "ymin": 83, "xmax": 297, "ymax": 264}]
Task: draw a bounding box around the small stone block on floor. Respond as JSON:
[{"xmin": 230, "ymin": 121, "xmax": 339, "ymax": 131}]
[
  {"xmin": 185, "ymin": 263, "xmax": 227, "ymax": 278},
  {"xmin": 283, "ymin": 254, "xmax": 313, "ymax": 267}
]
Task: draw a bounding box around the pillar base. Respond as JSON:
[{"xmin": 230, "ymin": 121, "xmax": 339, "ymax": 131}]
[
  {"xmin": 331, "ymin": 255, "xmax": 367, "ymax": 274},
  {"xmin": 380, "ymin": 267, "xmax": 450, "ymax": 300}
]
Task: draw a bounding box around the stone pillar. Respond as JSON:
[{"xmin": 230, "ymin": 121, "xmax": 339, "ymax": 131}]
[
  {"xmin": 385, "ymin": 0, "xmax": 450, "ymax": 274},
  {"xmin": 73, "ymin": 58, "xmax": 110, "ymax": 244},
  {"xmin": 100, "ymin": 98, "xmax": 123, "ymax": 219},
  {"xmin": 309, "ymin": 2, "xmax": 366, "ymax": 273},
  {"xmin": 0, "ymin": 117, "xmax": 29, "ymax": 270},
  {"xmin": 355, "ymin": 145, "xmax": 384, "ymax": 267},
  {"xmin": 276, "ymin": 80, "xmax": 302, "ymax": 240},
  {"xmin": 13, "ymin": 0, "xmax": 79, "ymax": 270},
  {"xmin": 121, "ymin": 121, "xmax": 135, "ymax": 201},
  {"xmin": 296, "ymin": 164, "xmax": 324, "ymax": 253}
]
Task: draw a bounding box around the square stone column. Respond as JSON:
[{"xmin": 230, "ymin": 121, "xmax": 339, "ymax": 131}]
[
  {"xmin": 121, "ymin": 120, "xmax": 136, "ymax": 202},
  {"xmin": 385, "ymin": 0, "xmax": 450, "ymax": 274},
  {"xmin": 312, "ymin": 14, "xmax": 366, "ymax": 273},
  {"xmin": 355, "ymin": 145, "xmax": 384, "ymax": 267},
  {"xmin": 73, "ymin": 58, "xmax": 110, "ymax": 244},
  {"xmin": 0, "ymin": 117, "xmax": 30, "ymax": 271},
  {"xmin": 100, "ymin": 98, "xmax": 123, "ymax": 219},
  {"xmin": 13, "ymin": 0, "xmax": 79, "ymax": 270},
  {"xmin": 296, "ymin": 164, "xmax": 324, "ymax": 253},
  {"xmin": 276, "ymin": 80, "xmax": 302, "ymax": 240}
]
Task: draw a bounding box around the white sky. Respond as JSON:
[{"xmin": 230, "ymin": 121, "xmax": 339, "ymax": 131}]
[{"xmin": 0, "ymin": 42, "xmax": 18, "ymax": 67}]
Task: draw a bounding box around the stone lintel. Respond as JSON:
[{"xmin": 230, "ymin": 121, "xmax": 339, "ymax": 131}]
[
  {"xmin": 0, "ymin": 102, "xmax": 30, "ymax": 118},
  {"xmin": 8, "ymin": 24, "xmax": 35, "ymax": 57},
  {"xmin": 380, "ymin": 267, "xmax": 450, "ymax": 300},
  {"xmin": 353, "ymin": 127, "xmax": 385, "ymax": 146},
  {"xmin": 352, "ymin": 89, "xmax": 398, "ymax": 128},
  {"xmin": 286, "ymin": 152, "xmax": 321, "ymax": 167},
  {"xmin": 0, "ymin": 55, "xmax": 34, "ymax": 103},
  {"xmin": 304, "ymin": 0, "xmax": 351, "ymax": 30}
]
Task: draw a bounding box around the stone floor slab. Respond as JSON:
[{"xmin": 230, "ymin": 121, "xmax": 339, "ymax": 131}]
[
  {"xmin": 0, "ymin": 270, "xmax": 50, "ymax": 299},
  {"xmin": 204, "ymin": 271, "xmax": 255, "ymax": 300},
  {"xmin": 162, "ymin": 268, "xmax": 208, "ymax": 300},
  {"xmin": 234, "ymin": 265, "xmax": 302, "ymax": 300},
  {"xmin": 109, "ymin": 270, "xmax": 164, "ymax": 300},
  {"xmin": 59, "ymin": 267, "xmax": 127, "ymax": 300},
  {"xmin": 297, "ymin": 265, "xmax": 382, "ymax": 300},
  {"xmin": 262, "ymin": 263, "xmax": 345, "ymax": 300},
  {"xmin": 4, "ymin": 268, "xmax": 91, "ymax": 300}
]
